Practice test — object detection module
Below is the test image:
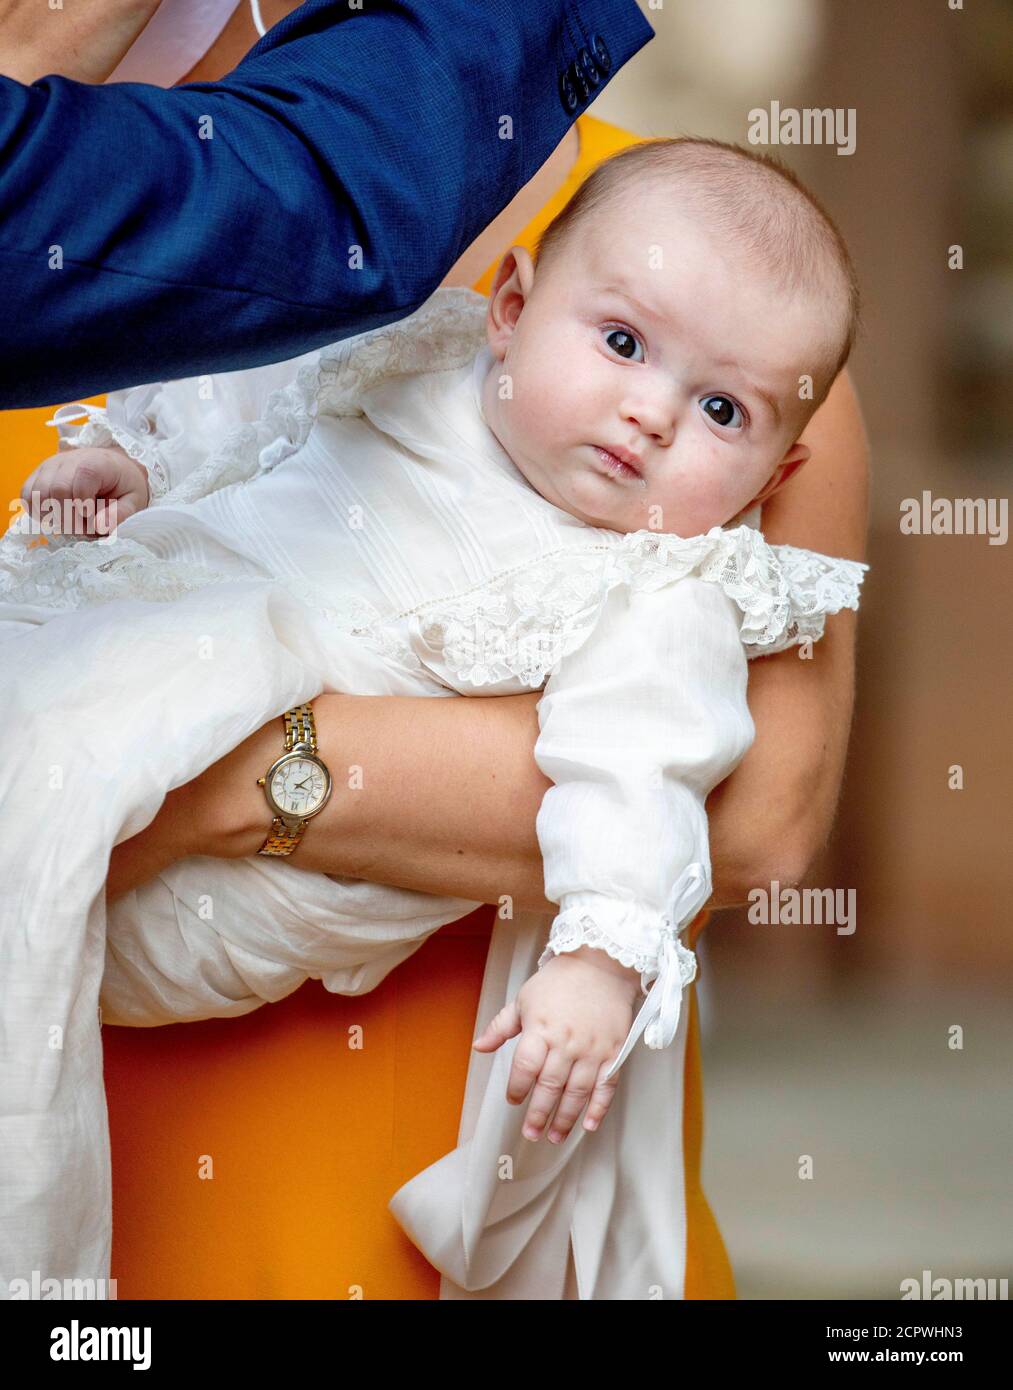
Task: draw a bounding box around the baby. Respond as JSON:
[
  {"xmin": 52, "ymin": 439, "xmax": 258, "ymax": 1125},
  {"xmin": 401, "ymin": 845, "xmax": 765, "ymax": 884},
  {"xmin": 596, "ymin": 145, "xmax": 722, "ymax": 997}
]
[
  {"xmin": 19, "ymin": 134, "xmax": 862, "ymax": 1123},
  {"xmin": 479, "ymin": 139, "xmax": 856, "ymax": 541},
  {"xmin": 4, "ymin": 137, "xmax": 867, "ymax": 1287}
]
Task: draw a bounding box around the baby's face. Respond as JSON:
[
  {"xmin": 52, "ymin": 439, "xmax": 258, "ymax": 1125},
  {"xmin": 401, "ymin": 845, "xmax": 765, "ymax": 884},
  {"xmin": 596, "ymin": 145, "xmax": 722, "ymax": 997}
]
[{"xmin": 481, "ymin": 194, "xmax": 826, "ymax": 535}]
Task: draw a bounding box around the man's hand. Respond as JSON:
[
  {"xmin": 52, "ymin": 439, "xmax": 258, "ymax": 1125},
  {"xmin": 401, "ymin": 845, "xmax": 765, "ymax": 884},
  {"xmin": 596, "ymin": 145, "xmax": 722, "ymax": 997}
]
[
  {"xmin": 20, "ymin": 446, "xmax": 150, "ymax": 539},
  {"xmin": 0, "ymin": 0, "xmax": 163, "ymax": 84}
]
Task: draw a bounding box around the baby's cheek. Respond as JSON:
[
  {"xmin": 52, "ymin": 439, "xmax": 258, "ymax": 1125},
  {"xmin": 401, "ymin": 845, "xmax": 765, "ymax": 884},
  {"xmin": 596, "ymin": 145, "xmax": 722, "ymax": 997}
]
[
  {"xmin": 513, "ymin": 370, "xmax": 573, "ymax": 452},
  {"xmin": 651, "ymin": 458, "xmax": 742, "ymax": 535},
  {"xmin": 695, "ymin": 444, "xmax": 754, "ymax": 516}
]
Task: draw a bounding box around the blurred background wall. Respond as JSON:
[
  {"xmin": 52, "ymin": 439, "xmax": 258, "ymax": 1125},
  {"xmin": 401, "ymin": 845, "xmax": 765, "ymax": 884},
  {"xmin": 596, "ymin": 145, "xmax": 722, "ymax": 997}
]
[
  {"xmin": 0, "ymin": 0, "xmax": 1008, "ymax": 1299},
  {"xmin": 584, "ymin": 0, "xmax": 1012, "ymax": 1298}
]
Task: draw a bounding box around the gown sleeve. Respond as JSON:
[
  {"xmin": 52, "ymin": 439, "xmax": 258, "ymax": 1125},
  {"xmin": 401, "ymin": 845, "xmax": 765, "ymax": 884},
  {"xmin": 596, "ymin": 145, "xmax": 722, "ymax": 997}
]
[
  {"xmin": 533, "ymin": 574, "xmax": 756, "ymax": 1082},
  {"xmin": 46, "ymin": 348, "xmax": 328, "ymax": 504},
  {"xmin": 43, "ymin": 285, "xmax": 492, "ymax": 511}
]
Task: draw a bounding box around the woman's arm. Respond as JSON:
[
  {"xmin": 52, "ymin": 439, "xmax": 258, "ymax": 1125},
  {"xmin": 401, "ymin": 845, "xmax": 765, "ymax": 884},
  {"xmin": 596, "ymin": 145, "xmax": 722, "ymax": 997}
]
[
  {"xmin": 709, "ymin": 367, "xmax": 870, "ymax": 895},
  {"xmin": 107, "ymin": 368, "xmax": 869, "ymax": 911},
  {"xmin": 107, "ymin": 687, "xmax": 555, "ymax": 909}
]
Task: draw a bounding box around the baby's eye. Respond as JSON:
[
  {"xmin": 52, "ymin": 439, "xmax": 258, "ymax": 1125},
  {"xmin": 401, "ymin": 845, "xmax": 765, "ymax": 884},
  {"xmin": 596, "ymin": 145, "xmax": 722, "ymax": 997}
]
[
  {"xmin": 601, "ymin": 325, "xmax": 645, "ymax": 362},
  {"xmin": 699, "ymin": 395, "xmax": 744, "ymax": 429}
]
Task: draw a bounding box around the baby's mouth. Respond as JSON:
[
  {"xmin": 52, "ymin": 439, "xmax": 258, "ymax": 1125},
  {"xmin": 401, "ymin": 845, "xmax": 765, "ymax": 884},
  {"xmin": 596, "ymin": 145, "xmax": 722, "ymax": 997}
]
[{"xmin": 590, "ymin": 445, "xmax": 646, "ymax": 485}]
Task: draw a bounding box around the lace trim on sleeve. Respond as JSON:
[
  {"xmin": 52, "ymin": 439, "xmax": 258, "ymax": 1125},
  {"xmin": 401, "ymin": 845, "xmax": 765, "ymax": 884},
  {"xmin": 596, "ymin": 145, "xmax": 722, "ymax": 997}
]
[
  {"xmin": 536, "ymin": 906, "xmax": 690, "ymax": 987},
  {"xmin": 3, "ymin": 288, "xmax": 490, "ymax": 611},
  {"xmin": 407, "ymin": 524, "xmax": 870, "ymax": 690},
  {"xmin": 149, "ymin": 285, "xmax": 490, "ymax": 510},
  {"xmin": 48, "ymin": 402, "xmax": 172, "ymax": 500},
  {"xmin": 618, "ymin": 526, "xmax": 869, "ymax": 654},
  {"xmin": 0, "ymin": 531, "xmax": 233, "ymax": 609},
  {"xmin": 536, "ymin": 864, "xmax": 711, "ymax": 1062},
  {"xmin": 689, "ymin": 531, "xmax": 869, "ymax": 656}
]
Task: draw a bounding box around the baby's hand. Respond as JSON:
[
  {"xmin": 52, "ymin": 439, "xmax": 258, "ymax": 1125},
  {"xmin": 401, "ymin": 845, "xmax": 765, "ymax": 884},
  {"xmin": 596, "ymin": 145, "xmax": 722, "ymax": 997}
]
[
  {"xmin": 471, "ymin": 945, "xmax": 642, "ymax": 1143},
  {"xmin": 19, "ymin": 445, "xmax": 150, "ymax": 539}
]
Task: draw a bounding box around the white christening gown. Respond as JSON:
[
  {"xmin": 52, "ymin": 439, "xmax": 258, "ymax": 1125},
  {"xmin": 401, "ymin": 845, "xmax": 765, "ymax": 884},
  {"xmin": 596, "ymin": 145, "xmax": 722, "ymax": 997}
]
[{"xmin": 0, "ymin": 287, "xmax": 867, "ymax": 1299}]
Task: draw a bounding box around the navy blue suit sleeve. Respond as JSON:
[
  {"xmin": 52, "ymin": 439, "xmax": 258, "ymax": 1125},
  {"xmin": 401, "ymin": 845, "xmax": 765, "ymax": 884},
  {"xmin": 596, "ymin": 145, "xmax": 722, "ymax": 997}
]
[{"xmin": 0, "ymin": 0, "xmax": 653, "ymax": 407}]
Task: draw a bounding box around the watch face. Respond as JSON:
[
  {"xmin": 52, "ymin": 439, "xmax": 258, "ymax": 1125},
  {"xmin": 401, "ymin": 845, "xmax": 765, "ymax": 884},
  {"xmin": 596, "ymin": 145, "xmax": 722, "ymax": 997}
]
[{"xmin": 269, "ymin": 755, "xmax": 330, "ymax": 818}]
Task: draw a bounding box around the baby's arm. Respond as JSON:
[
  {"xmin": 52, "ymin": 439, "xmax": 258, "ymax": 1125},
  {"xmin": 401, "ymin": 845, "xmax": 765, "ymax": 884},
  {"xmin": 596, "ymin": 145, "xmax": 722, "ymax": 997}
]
[
  {"xmin": 42, "ymin": 343, "xmax": 331, "ymax": 512},
  {"xmin": 474, "ymin": 575, "xmax": 755, "ymax": 1142},
  {"xmin": 15, "ymin": 343, "xmax": 343, "ymax": 543}
]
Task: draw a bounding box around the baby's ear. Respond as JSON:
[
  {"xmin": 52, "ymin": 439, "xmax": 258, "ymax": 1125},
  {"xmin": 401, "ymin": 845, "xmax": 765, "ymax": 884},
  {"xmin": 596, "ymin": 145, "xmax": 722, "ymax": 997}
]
[
  {"xmin": 485, "ymin": 246, "xmax": 535, "ymax": 356},
  {"xmin": 751, "ymin": 442, "xmax": 811, "ymax": 506}
]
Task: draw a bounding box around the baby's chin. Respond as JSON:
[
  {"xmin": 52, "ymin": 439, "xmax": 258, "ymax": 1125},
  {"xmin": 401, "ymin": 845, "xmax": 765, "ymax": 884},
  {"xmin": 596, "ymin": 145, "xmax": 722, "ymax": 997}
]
[
  {"xmin": 516, "ymin": 450, "xmax": 749, "ymax": 537},
  {"xmin": 540, "ymin": 466, "xmax": 653, "ymax": 532},
  {"xmin": 556, "ymin": 494, "xmax": 746, "ymax": 537}
]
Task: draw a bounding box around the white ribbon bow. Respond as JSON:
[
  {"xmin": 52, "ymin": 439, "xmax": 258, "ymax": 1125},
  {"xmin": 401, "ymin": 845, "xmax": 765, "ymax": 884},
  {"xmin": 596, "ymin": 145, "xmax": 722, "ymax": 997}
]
[
  {"xmin": 642, "ymin": 928, "xmax": 699, "ymax": 1050},
  {"xmin": 601, "ymin": 860, "xmax": 712, "ymax": 1081}
]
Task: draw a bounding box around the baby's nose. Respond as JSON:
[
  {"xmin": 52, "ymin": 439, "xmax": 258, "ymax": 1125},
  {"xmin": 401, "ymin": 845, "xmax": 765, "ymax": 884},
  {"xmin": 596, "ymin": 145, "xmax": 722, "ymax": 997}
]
[{"xmin": 623, "ymin": 400, "xmax": 677, "ymax": 448}]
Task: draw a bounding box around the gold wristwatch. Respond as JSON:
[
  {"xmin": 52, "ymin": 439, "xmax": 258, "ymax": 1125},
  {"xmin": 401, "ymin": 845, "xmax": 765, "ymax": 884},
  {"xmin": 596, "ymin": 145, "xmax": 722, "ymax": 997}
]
[{"xmin": 256, "ymin": 702, "xmax": 333, "ymax": 856}]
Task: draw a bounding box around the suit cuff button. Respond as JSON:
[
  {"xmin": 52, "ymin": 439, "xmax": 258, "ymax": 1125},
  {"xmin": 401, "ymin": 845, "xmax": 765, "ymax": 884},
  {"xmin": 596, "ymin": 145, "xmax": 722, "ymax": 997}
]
[
  {"xmin": 558, "ymin": 67, "xmax": 579, "ymax": 114},
  {"xmin": 578, "ymin": 46, "xmax": 600, "ymax": 89},
  {"xmin": 590, "ymin": 33, "xmax": 612, "ymax": 73}
]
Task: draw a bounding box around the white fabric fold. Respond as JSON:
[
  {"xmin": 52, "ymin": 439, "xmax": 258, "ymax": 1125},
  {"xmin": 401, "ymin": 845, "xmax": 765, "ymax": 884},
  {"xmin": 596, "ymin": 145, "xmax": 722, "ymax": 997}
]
[
  {"xmin": 0, "ymin": 582, "xmax": 482, "ymax": 1298},
  {"xmin": 388, "ymin": 910, "xmax": 693, "ymax": 1300}
]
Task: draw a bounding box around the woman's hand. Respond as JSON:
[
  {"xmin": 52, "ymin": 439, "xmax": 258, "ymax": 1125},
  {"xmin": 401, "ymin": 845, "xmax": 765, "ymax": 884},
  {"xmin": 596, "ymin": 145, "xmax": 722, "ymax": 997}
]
[{"xmin": 0, "ymin": 0, "xmax": 162, "ymax": 84}]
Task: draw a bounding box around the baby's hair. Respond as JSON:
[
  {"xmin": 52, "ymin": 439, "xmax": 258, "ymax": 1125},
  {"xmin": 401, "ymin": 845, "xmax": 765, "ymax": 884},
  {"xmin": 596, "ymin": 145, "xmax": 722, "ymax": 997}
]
[{"xmin": 533, "ymin": 135, "xmax": 861, "ymax": 412}]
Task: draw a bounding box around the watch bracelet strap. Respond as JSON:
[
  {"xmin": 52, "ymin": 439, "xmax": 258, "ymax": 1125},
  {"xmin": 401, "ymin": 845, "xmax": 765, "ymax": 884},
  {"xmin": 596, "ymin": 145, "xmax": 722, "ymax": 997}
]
[
  {"xmin": 258, "ymin": 702, "xmax": 318, "ymax": 856},
  {"xmin": 284, "ymin": 702, "xmax": 317, "ymax": 754},
  {"xmin": 259, "ymin": 815, "xmax": 308, "ymax": 856}
]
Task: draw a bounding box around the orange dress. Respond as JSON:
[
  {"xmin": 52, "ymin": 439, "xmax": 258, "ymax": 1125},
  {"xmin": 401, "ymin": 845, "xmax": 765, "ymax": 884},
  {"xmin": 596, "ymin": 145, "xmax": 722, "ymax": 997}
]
[{"xmin": 0, "ymin": 114, "xmax": 735, "ymax": 1300}]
